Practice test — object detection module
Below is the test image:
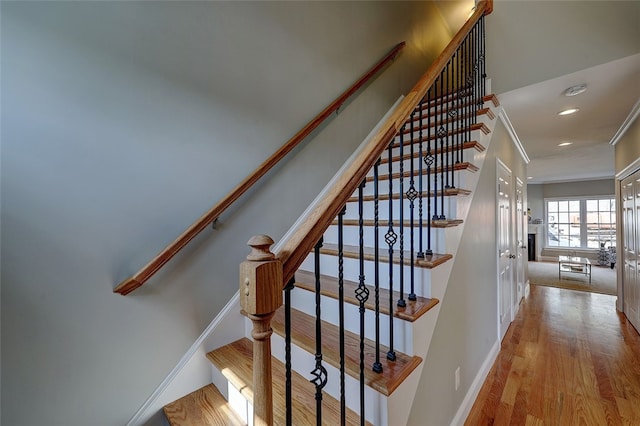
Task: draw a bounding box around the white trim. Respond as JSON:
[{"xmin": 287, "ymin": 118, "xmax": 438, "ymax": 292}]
[
  {"xmin": 126, "ymin": 292, "xmax": 241, "ymax": 426},
  {"xmin": 449, "ymin": 339, "xmax": 500, "ymax": 426},
  {"xmin": 498, "ymin": 108, "xmax": 530, "ymax": 164},
  {"xmin": 609, "ymin": 97, "xmax": 640, "ymax": 146},
  {"xmin": 616, "ymin": 156, "xmax": 640, "ymax": 181}
]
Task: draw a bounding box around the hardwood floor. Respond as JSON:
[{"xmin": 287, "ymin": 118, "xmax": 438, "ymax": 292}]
[{"xmin": 465, "ymin": 284, "xmax": 640, "ymax": 425}]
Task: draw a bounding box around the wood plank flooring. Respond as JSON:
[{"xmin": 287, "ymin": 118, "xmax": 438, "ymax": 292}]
[
  {"xmin": 163, "ymin": 384, "xmax": 245, "ymax": 426},
  {"xmin": 465, "ymin": 285, "xmax": 640, "ymax": 425}
]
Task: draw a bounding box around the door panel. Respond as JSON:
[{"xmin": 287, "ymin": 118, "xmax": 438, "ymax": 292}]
[
  {"xmin": 622, "ymin": 170, "xmax": 640, "ymax": 332},
  {"xmin": 515, "ymin": 178, "xmax": 525, "ymax": 311},
  {"xmin": 497, "ymin": 160, "xmax": 513, "ymax": 339}
]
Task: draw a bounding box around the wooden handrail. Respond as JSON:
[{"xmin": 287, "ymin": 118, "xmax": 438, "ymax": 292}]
[
  {"xmin": 276, "ymin": 0, "xmax": 493, "ymax": 285},
  {"xmin": 114, "ymin": 41, "xmax": 406, "ymax": 295}
]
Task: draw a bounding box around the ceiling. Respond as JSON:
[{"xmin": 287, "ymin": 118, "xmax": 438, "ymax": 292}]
[{"xmin": 482, "ymin": 0, "xmax": 640, "ymax": 184}]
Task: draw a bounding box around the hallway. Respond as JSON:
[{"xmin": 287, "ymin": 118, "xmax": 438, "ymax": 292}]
[{"xmin": 465, "ymin": 285, "xmax": 640, "ymax": 425}]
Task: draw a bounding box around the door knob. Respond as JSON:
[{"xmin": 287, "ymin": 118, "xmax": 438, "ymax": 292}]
[{"xmin": 508, "ymin": 254, "xmax": 516, "ymax": 259}]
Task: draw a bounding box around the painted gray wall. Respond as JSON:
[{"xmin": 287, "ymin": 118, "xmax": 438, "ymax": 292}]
[
  {"xmin": 1, "ymin": 2, "xmax": 457, "ymax": 425},
  {"xmin": 542, "ymin": 179, "xmax": 615, "ymax": 199},
  {"xmin": 406, "ymin": 117, "xmax": 528, "ymax": 425},
  {"xmin": 614, "ymin": 115, "xmax": 640, "ymax": 175},
  {"xmin": 527, "ymin": 183, "xmax": 543, "ymax": 222}
]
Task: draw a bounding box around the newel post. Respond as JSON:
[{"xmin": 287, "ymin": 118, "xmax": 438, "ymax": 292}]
[{"xmin": 239, "ymin": 235, "xmax": 283, "ymax": 426}]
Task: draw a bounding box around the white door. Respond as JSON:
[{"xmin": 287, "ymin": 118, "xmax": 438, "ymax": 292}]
[
  {"xmin": 515, "ymin": 178, "xmax": 525, "ymax": 311},
  {"xmin": 497, "ymin": 160, "xmax": 513, "ymax": 339},
  {"xmin": 623, "ymin": 171, "xmax": 640, "ymax": 331}
]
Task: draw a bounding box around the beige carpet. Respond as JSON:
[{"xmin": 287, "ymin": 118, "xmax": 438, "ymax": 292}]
[{"xmin": 528, "ymin": 260, "xmax": 617, "ymax": 295}]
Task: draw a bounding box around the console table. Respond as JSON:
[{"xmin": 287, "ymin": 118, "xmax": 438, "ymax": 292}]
[{"xmin": 558, "ymin": 256, "xmax": 592, "ymax": 283}]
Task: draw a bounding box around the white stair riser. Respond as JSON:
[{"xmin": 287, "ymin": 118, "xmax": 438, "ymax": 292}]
[
  {"xmin": 323, "ymin": 225, "xmax": 447, "ymax": 256},
  {"xmin": 362, "ymin": 168, "xmax": 474, "ymax": 191},
  {"xmin": 342, "ymin": 196, "xmax": 461, "ymax": 221},
  {"xmin": 289, "ymin": 288, "xmax": 415, "ymax": 355},
  {"xmin": 386, "ymin": 128, "xmax": 486, "ymax": 157},
  {"xmin": 299, "ymin": 254, "xmax": 433, "ymax": 298}
]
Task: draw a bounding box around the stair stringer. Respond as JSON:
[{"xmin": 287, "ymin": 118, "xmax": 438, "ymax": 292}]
[
  {"xmin": 390, "ymin": 103, "xmax": 501, "ymax": 425},
  {"xmin": 269, "ymin": 100, "xmax": 501, "ymax": 426}
]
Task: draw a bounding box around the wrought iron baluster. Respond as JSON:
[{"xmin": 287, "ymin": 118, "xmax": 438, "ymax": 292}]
[
  {"xmin": 418, "ymin": 101, "xmax": 425, "ymax": 260},
  {"xmin": 438, "ymin": 72, "xmax": 446, "ymax": 220},
  {"xmin": 310, "ymin": 238, "xmax": 327, "ymax": 426},
  {"xmin": 444, "ymin": 59, "xmax": 450, "ymax": 191},
  {"xmin": 397, "ymin": 125, "xmax": 406, "ymax": 308},
  {"xmin": 407, "ymin": 110, "xmax": 417, "ymax": 301},
  {"xmin": 425, "ymin": 89, "xmax": 433, "ymax": 256},
  {"xmin": 356, "ymin": 181, "xmax": 369, "ymax": 425},
  {"xmin": 284, "ymin": 277, "xmax": 295, "ymax": 426},
  {"xmin": 337, "ymin": 206, "xmax": 347, "ymax": 425},
  {"xmin": 385, "ymin": 140, "xmax": 397, "ymax": 362},
  {"xmin": 432, "ymin": 82, "xmax": 439, "ymax": 222},
  {"xmin": 373, "ymin": 160, "xmax": 383, "ymax": 374},
  {"xmin": 480, "ymin": 15, "xmax": 487, "ymax": 103}
]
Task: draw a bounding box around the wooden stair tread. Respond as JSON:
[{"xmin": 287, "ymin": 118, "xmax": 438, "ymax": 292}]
[
  {"xmin": 378, "ymin": 140, "xmax": 485, "ymax": 166},
  {"xmin": 294, "ymin": 269, "xmax": 439, "ymax": 322},
  {"xmin": 163, "ymin": 384, "xmax": 246, "ymax": 426},
  {"xmin": 366, "ymin": 161, "xmax": 478, "ymax": 183},
  {"xmin": 334, "ymin": 218, "xmax": 463, "ymax": 228},
  {"xmin": 271, "ymin": 307, "xmax": 423, "ymax": 396},
  {"xmin": 402, "ymin": 107, "xmax": 495, "ymax": 134},
  {"xmin": 320, "ymin": 243, "xmax": 452, "ymax": 269},
  {"xmin": 391, "ymin": 122, "xmax": 490, "ymax": 149},
  {"xmin": 347, "ymin": 187, "xmax": 470, "ymax": 203},
  {"xmin": 206, "ymin": 338, "xmax": 368, "ymax": 426},
  {"xmin": 380, "ymin": 146, "xmax": 485, "ymax": 166}
]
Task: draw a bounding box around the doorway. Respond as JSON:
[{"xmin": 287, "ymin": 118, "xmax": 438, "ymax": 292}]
[{"xmin": 497, "ymin": 159, "xmax": 513, "ymax": 340}]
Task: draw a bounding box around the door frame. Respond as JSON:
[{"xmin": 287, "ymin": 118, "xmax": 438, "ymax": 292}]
[{"xmin": 496, "ymin": 158, "xmax": 514, "ymax": 340}]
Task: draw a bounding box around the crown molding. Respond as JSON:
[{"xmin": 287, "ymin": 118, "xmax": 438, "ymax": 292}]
[
  {"xmin": 498, "ymin": 108, "xmax": 530, "ymax": 164},
  {"xmin": 610, "ymin": 97, "xmax": 640, "ymax": 146}
]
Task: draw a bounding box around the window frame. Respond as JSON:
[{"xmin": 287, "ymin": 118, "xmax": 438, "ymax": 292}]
[{"xmin": 544, "ymin": 195, "xmax": 616, "ymax": 250}]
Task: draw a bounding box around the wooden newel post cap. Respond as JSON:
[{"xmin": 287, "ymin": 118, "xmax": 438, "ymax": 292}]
[{"xmin": 240, "ymin": 235, "xmax": 283, "ymax": 316}]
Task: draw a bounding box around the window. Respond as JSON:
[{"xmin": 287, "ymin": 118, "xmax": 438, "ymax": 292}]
[{"xmin": 546, "ymin": 197, "xmax": 616, "ymax": 249}]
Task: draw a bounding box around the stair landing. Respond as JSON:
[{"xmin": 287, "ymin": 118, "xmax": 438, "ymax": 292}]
[
  {"xmin": 163, "ymin": 384, "xmax": 245, "ymax": 426},
  {"xmin": 207, "ymin": 337, "xmax": 370, "ymax": 426}
]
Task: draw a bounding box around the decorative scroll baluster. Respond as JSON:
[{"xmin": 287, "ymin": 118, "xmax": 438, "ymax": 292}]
[
  {"xmin": 456, "ymin": 47, "xmax": 462, "ymax": 165},
  {"xmin": 407, "ymin": 111, "xmax": 417, "ymax": 301},
  {"xmin": 356, "ymin": 181, "xmax": 369, "ymax": 425},
  {"xmin": 337, "ymin": 206, "xmax": 346, "ymax": 425},
  {"xmin": 444, "ymin": 59, "xmax": 450, "ymax": 191},
  {"xmin": 450, "ymin": 55, "xmax": 457, "ymax": 190},
  {"xmin": 397, "ymin": 125, "xmax": 406, "ymax": 308},
  {"xmin": 310, "ymin": 238, "xmax": 327, "ymax": 426},
  {"xmin": 417, "ymin": 102, "xmax": 425, "ymax": 260},
  {"xmin": 385, "ymin": 140, "xmax": 397, "ymax": 362},
  {"xmin": 373, "ymin": 160, "xmax": 383, "ymax": 374}
]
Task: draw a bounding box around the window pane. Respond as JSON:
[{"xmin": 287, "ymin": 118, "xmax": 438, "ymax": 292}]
[{"xmin": 545, "ymin": 197, "xmax": 616, "ymax": 249}]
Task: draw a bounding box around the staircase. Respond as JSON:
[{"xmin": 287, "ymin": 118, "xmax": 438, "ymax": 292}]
[
  {"xmin": 161, "ymin": 88, "xmax": 501, "ymax": 425},
  {"xmin": 156, "ymin": 3, "xmax": 497, "ymax": 424}
]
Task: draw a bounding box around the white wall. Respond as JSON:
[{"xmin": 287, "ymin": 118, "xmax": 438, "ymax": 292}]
[
  {"xmin": 1, "ymin": 2, "xmax": 457, "ymax": 425},
  {"xmin": 406, "ymin": 117, "xmax": 528, "ymax": 425}
]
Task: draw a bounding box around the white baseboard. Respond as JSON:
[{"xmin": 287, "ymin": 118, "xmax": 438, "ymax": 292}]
[{"xmin": 449, "ymin": 339, "xmax": 500, "ymax": 426}]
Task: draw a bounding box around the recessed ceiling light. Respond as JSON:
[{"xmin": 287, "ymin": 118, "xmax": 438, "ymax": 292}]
[
  {"xmin": 558, "ymin": 108, "xmax": 579, "ymax": 116},
  {"xmin": 527, "ymin": 176, "xmax": 533, "ymax": 180},
  {"xmin": 564, "ymin": 84, "xmax": 587, "ymax": 97},
  {"xmin": 558, "ymin": 142, "xmax": 573, "ymax": 147}
]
